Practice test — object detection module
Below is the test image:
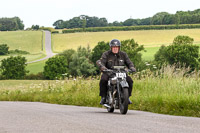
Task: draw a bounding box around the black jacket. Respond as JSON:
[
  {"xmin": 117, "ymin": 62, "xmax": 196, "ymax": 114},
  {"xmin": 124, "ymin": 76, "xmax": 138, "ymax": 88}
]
[{"xmin": 96, "ymin": 50, "xmax": 135, "ymax": 70}]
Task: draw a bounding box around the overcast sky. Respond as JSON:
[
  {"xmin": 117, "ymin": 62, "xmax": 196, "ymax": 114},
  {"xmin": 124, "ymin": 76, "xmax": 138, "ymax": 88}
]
[{"xmin": 1, "ymin": 0, "xmax": 200, "ymax": 28}]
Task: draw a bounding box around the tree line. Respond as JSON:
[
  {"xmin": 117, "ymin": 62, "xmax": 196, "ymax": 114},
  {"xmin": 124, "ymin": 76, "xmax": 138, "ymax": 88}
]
[
  {"xmin": 53, "ymin": 9, "xmax": 200, "ymax": 29},
  {"xmin": 0, "ymin": 17, "xmax": 24, "ymax": 31},
  {"xmin": 0, "ymin": 36, "xmax": 199, "ymax": 80}
]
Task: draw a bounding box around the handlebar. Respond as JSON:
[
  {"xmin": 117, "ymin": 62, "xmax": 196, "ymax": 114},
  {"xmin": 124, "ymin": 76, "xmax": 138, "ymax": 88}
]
[{"xmin": 103, "ymin": 69, "xmax": 135, "ymax": 73}]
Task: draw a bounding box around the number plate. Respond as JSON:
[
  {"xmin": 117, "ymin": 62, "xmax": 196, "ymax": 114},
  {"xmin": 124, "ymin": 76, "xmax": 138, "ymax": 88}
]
[{"xmin": 116, "ymin": 73, "xmax": 126, "ymax": 78}]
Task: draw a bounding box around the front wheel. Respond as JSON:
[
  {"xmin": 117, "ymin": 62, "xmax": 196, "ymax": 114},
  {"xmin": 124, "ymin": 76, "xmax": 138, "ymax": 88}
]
[{"xmin": 119, "ymin": 88, "xmax": 129, "ymax": 114}]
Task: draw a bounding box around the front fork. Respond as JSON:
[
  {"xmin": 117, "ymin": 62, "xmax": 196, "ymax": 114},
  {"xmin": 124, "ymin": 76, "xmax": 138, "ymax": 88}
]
[{"xmin": 116, "ymin": 80, "xmax": 122, "ymax": 106}]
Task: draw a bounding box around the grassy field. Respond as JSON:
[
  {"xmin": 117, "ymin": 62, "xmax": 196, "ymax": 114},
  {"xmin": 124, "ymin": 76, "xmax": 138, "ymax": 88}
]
[
  {"xmin": 0, "ymin": 66, "xmax": 200, "ymax": 117},
  {"xmin": 52, "ymin": 29, "xmax": 200, "ymax": 53},
  {"xmin": 0, "ymin": 30, "xmax": 46, "ymax": 74},
  {"xmin": 0, "ymin": 31, "xmax": 44, "ymax": 54},
  {"xmin": 26, "ymin": 59, "xmax": 47, "ymax": 74}
]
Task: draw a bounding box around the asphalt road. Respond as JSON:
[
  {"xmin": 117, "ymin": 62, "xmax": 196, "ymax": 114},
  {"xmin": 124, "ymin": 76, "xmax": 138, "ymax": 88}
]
[
  {"xmin": 27, "ymin": 31, "xmax": 56, "ymax": 64},
  {"xmin": 0, "ymin": 102, "xmax": 199, "ymax": 133}
]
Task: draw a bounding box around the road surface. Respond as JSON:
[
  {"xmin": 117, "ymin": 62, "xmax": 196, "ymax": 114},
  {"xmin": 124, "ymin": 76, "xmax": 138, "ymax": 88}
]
[
  {"xmin": 27, "ymin": 31, "xmax": 56, "ymax": 64},
  {"xmin": 0, "ymin": 102, "xmax": 199, "ymax": 133}
]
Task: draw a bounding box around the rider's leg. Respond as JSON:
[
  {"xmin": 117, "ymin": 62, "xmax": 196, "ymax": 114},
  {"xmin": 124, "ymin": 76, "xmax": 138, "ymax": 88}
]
[
  {"xmin": 99, "ymin": 73, "xmax": 109, "ymax": 104},
  {"xmin": 126, "ymin": 76, "xmax": 133, "ymax": 104}
]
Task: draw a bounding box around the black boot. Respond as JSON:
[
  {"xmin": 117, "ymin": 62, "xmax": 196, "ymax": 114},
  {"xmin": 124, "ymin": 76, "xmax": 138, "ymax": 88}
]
[
  {"xmin": 100, "ymin": 97, "xmax": 106, "ymax": 105},
  {"xmin": 128, "ymin": 98, "xmax": 132, "ymax": 104}
]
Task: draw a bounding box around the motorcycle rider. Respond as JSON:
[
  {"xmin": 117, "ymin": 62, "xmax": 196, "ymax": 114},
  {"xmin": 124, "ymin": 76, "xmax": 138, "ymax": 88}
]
[{"xmin": 96, "ymin": 39, "xmax": 136, "ymax": 105}]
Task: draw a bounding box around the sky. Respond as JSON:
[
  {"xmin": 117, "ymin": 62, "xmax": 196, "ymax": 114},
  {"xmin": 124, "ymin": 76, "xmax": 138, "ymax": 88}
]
[{"xmin": 1, "ymin": 0, "xmax": 200, "ymax": 28}]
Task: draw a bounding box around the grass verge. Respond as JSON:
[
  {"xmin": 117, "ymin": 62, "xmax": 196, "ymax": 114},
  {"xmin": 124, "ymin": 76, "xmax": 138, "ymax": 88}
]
[{"xmin": 0, "ymin": 69, "xmax": 200, "ymax": 117}]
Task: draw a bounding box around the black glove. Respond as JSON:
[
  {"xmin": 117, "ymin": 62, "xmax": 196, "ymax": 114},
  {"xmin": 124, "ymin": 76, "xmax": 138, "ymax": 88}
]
[
  {"xmin": 101, "ymin": 66, "xmax": 108, "ymax": 71},
  {"xmin": 130, "ymin": 67, "xmax": 136, "ymax": 72}
]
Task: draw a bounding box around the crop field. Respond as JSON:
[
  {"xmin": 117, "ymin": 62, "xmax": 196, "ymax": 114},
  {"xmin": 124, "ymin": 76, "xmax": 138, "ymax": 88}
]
[
  {"xmin": 52, "ymin": 29, "xmax": 200, "ymax": 53},
  {"xmin": 0, "ymin": 31, "xmax": 44, "ymax": 54}
]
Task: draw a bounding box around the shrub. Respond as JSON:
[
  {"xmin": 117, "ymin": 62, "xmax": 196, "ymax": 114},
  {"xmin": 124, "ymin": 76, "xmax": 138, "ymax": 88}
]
[
  {"xmin": 154, "ymin": 45, "xmax": 168, "ymax": 67},
  {"xmin": 91, "ymin": 41, "xmax": 110, "ymax": 74},
  {"xmin": 0, "ymin": 44, "xmax": 9, "ymax": 55},
  {"xmin": 173, "ymin": 35, "xmax": 194, "ymax": 45},
  {"xmin": 9, "ymin": 49, "xmax": 30, "ymax": 55},
  {"xmin": 43, "ymin": 56, "xmax": 67, "ymax": 80},
  {"xmin": 58, "ymin": 49, "xmax": 76, "ymax": 68},
  {"xmin": 154, "ymin": 35, "xmax": 200, "ymax": 70},
  {"xmin": 52, "ymin": 31, "xmax": 59, "ymax": 34},
  {"xmin": 25, "ymin": 72, "xmax": 45, "ymax": 80},
  {"xmin": 69, "ymin": 46, "xmax": 96, "ymax": 77},
  {"xmin": 0, "ymin": 56, "xmax": 28, "ymax": 79}
]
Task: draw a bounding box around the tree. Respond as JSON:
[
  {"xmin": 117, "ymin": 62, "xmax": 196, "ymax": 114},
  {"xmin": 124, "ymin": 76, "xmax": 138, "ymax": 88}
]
[
  {"xmin": 91, "ymin": 41, "xmax": 110, "ymax": 74},
  {"xmin": 173, "ymin": 35, "xmax": 194, "ymax": 45},
  {"xmin": 121, "ymin": 39, "xmax": 146, "ymax": 71},
  {"xmin": 0, "ymin": 56, "xmax": 28, "ymax": 79},
  {"xmin": 154, "ymin": 45, "xmax": 168, "ymax": 67},
  {"xmin": 58, "ymin": 49, "xmax": 76, "ymax": 68},
  {"xmin": 53, "ymin": 20, "xmax": 64, "ymax": 29},
  {"xmin": 43, "ymin": 56, "xmax": 67, "ymax": 80},
  {"xmin": 69, "ymin": 46, "xmax": 96, "ymax": 77},
  {"xmin": 0, "ymin": 44, "xmax": 9, "ymax": 55},
  {"xmin": 31, "ymin": 25, "xmax": 40, "ymax": 30},
  {"xmin": 0, "ymin": 17, "xmax": 24, "ymax": 31},
  {"xmin": 154, "ymin": 35, "xmax": 200, "ymax": 70},
  {"xmin": 91, "ymin": 39, "xmax": 146, "ymax": 72}
]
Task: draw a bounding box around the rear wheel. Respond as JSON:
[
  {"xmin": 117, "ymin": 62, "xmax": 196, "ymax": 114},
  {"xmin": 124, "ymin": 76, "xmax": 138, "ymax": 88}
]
[{"xmin": 119, "ymin": 88, "xmax": 129, "ymax": 114}]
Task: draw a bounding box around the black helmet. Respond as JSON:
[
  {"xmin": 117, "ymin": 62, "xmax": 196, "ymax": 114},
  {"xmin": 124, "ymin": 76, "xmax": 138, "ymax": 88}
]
[{"xmin": 109, "ymin": 39, "xmax": 121, "ymax": 47}]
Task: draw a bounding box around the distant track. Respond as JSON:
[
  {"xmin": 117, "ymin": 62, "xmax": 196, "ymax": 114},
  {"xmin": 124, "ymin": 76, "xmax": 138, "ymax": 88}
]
[
  {"xmin": 0, "ymin": 102, "xmax": 199, "ymax": 133},
  {"xmin": 27, "ymin": 31, "xmax": 56, "ymax": 64}
]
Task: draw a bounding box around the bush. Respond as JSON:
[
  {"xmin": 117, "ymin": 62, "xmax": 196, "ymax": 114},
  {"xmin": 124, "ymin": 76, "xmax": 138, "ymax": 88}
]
[
  {"xmin": 154, "ymin": 35, "xmax": 200, "ymax": 70},
  {"xmin": 0, "ymin": 44, "xmax": 9, "ymax": 55},
  {"xmin": 9, "ymin": 49, "xmax": 30, "ymax": 55},
  {"xmin": 154, "ymin": 45, "xmax": 168, "ymax": 67},
  {"xmin": 166, "ymin": 44, "xmax": 199, "ymax": 69},
  {"xmin": 91, "ymin": 41, "xmax": 110, "ymax": 74},
  {"xmin": 58, "ymin": 49, "xmax": 76, "ymax": 68},
  {"xmin": 69, "ymin": 46, "xmax": 96, "ymax": 77},
  {"xmin": 173, "ymin": 35, "xmax": 194, "ymax": 45},
  {"xmin": 52, "ymin": 31, "xmax": 59, "ymax": 34},
  {"xmin": 25, "ymin": 72, "xmax": 45, "ymax": 80},
  {"xmin": 43, "ymin": 56, "xmax": 67, "ymax": 80},
  {"xmin": 0, "ymin": 56, "xmax": 28, "ymax": 79},
  {"xmin": 121, "ymin": 39, "xmax": 146, "ymax": 71},
  {"xmin": 91, "ymin": 39, "xmax": 146, "ymax": 72}
]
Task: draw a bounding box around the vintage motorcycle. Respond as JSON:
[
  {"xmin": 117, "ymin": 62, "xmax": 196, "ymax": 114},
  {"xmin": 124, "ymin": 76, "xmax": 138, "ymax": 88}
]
[{"xmin": 103, "ymin": 66, "xmax": 133, "ymax": 114}]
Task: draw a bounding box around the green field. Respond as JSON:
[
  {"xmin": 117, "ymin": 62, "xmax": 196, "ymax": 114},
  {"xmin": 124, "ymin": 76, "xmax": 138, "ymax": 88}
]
[
  {"xmin": 52, "ymin": 29, "xmax": 200, "ymax": 53},
  {"xmin": 0, "ymin": 30, "xmax": 46, "ymax": 73},
  {"xmin": 0, "ymin": 31, "xmax": 44, "ymax": 54},
  {"xmin": 26, "ymin": 59, "xmax": 47, "ymax": 74}
]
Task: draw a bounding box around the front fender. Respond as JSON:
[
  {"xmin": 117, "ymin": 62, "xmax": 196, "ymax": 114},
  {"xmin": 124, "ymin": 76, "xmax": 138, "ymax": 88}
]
[{"xmin": 120, "ymin": 80, "xmax": 129, "ymax": 88}]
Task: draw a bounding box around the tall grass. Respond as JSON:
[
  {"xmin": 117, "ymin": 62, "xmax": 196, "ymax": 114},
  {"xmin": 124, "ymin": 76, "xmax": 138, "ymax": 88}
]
[{"xmin": 0, "ymin": 66, "xmax": 200, "ymax": 117}]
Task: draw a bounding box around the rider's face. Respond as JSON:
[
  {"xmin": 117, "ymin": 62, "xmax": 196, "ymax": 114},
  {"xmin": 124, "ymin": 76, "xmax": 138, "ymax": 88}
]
[{"xmin": 111, "ymin": 46, "xmax": 119, "ymax": 54}]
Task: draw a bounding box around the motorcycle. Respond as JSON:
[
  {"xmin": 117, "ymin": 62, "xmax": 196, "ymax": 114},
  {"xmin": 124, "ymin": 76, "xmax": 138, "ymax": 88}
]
[{"xmin": 103, "ymin": 66, "xmax": 133, "ymax": 114}]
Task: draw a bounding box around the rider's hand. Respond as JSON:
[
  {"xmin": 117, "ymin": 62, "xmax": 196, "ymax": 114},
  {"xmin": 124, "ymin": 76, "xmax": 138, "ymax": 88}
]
[
  {"xmin": 101, "ymin": 66, "xmax": 108, "ymax": 71},
  {"xmin": 130, "ymin": 67, "xmax": 136, "ymax": 72}
]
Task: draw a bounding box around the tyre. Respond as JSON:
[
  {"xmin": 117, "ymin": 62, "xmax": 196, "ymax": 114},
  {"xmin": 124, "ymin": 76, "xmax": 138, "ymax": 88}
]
[{"xmin": 119, "ymin": 88, "xmax": 129, "ymax": 114}]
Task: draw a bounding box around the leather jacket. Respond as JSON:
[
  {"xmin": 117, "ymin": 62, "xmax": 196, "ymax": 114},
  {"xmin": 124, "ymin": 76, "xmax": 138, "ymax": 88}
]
[{"xmin": 96, "ymin": 50, "xmax": 135, "ymax": 70}]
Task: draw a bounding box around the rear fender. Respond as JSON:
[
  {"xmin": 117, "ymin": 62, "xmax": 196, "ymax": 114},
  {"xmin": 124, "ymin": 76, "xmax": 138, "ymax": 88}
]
[{"xmin": 120, "ymin": 80, "xmax": 129, "ymax": 88}]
